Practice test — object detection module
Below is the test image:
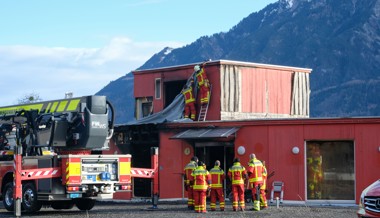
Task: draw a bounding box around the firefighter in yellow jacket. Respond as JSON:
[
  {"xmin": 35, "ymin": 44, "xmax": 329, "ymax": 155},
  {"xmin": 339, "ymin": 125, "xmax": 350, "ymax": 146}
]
[
  {"xmin": 228, "ymin": 158, "xmax": 248, "ymax": 211},
  {"xmin": 194, "ymin": 64, "xmax": 210, "ymax": 105},
  {"xmin": 183, "ymin": 156, "xmax": 198, "ymax": 209},
  {"xmin": 247, "ymin": 153, "xmax": 267, "ymax": 210},
  {"xmin": 190, "ymin": 161, "xmax": 211, "ymax": 213},
  {"xmin": 181, "ymin": 79, "xmax": 196, "ymax": 120},
  {"xmin": 209, "ymin": 160, "xmax": 225, "ymax": 211}
]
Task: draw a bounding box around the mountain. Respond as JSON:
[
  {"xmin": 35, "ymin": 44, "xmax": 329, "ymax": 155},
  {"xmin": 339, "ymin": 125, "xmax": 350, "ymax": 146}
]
[
  {"xmin": 98, "ymin": 0, "xmax": 380, "ymax": 123},
  {"xmin": 97, "ymin": 73, "xmax": 134, "ymax": 123}
]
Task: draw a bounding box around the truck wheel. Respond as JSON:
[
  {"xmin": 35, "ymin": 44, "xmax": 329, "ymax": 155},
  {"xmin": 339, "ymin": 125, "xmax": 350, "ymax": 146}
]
[
  {"xmin": 22, "ymin": 182, "xmax": 42, "ymax": 212},
  {"xmin": 75, "ymin": 199, "xmax": 96, "ymax": 211},
  {"xmin": 51, "ymin": 201, "xmax": 74, "ymax": 210},
  {"xmin": 2, "ymin": 182, "xmax": 14, "ymax": 211}
]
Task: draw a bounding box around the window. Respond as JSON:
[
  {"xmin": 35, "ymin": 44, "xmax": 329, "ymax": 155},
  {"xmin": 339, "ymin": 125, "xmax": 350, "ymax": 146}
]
[
  {"xmin": 142, "ymin": 102, "xmax": 153, "ymax": 117},
  {"xmin": 135, "ymin": 97, "xmax": 153, "ymax": 119},
  {"xmin": 306, "ymin": 141, "xmax": 355, "ymax": 200},
  {"xmin": 155, "ymin": 78, "xmax": 161, "ymax": 99}
]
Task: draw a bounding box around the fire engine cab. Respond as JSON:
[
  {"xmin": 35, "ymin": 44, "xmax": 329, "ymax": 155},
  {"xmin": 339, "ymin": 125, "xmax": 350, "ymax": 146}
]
[{"xmin": 0, "ymin": 96, "xmax": 133, "ymax": 215}]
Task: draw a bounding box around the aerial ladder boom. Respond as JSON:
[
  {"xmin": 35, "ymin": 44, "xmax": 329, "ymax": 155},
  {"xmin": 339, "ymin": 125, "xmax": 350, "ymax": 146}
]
[{"xmin": 0, "ymin": 95, "xmax": 115, "ymax": 152}]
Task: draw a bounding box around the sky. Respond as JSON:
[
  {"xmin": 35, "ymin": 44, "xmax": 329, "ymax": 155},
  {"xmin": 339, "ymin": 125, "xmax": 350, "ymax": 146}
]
[{"xmin": 0, "ymin": 0, "xmax": 277, "ymax": 106}]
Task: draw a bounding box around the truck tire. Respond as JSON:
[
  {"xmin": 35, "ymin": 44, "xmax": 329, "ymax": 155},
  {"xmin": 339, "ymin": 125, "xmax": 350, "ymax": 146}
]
[
  {"xmin": 22, "ymin": 182, "xmax": 42, "ymax": 212},
  {"xmin": 2, "ymin": 182, "xmax": 14, "ymax": 211},
  {"xmin": 74, "ymin": 199, "xmax": 96, "ymax": 211},
  {"xmin": 51, "ymin": 201, "xmax": 74, "ymax": 210}
]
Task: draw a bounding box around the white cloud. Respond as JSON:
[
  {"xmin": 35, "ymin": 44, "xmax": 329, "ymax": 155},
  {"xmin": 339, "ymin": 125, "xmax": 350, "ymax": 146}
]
[{"xmin": 0, "ymin": 37, "xmax": 183, "ymax": 106}]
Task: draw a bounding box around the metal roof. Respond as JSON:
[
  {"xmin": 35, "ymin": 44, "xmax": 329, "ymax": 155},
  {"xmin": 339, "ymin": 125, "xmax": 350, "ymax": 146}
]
[
  {"xmin": 133, "ymin": 59, "xmax": 312, "ymax": 74},
  {"xmin": 170, "ymin": 127, "xmax": 239, "ymax": 139}
]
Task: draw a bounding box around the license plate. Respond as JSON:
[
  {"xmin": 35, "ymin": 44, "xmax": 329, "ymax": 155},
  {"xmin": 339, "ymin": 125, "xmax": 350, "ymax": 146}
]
[{"xmin": 69, "ymin": 193, "xmax": 81, "ymax": 198}]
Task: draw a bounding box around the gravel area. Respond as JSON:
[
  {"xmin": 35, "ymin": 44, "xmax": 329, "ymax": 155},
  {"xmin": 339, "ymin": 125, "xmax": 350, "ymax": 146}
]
[{"xmin": 0, "ymin": 200, "xmax": 358, "ymax": 218}]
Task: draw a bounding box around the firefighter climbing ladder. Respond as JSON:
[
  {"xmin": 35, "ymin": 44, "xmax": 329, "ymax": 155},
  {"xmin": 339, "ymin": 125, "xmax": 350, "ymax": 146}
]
[{"xmin": 198, "ymin": 85, "xmax": 212, "ymax": 121}]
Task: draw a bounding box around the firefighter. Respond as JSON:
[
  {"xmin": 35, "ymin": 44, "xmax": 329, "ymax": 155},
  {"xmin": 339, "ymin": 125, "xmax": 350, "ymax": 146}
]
[
  {"xmin": 209, "ymin": 160, "xmax": 225, "ymax": 211},
  {"xmin": 247, "ymin": 153, "xmax": 267, "ymax": 210},
  {"xmin": 307, "ymin": 144, "xmax": 323, "ymax": 199},
  {"xmin": 183, "ymin": 156, "xmax": 198, "ymax": 209},
  {"xmin": 261, "ymin": 161, "xmax": 268, "ymax": 208},
  {"xmin": 194, "ymin": 64, "xmax": 210, "ymax": 105},
  {"xmin": 228, "ymin": 158, "xmax": 247, "ymax": 211},
  {"xmin": 190, "ymin": 161, "xmax": 211, "ymax": 213},
  {"xmin": 181, "ymin": 79, "xmax": 196, "ymax": 120}
]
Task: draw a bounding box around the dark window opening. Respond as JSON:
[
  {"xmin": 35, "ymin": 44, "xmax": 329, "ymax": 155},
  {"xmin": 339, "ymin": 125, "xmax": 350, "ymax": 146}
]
[
  {"xmin": 135, "ymin": 97, "xmax": 153, "ymax": 119},
  {"xmin": 142, "ymin": 102, "xmax": 153, "ymax": 117},
  {"xmin": 164, "ymin": 80, "xmax": 187, "ymax": 108}
]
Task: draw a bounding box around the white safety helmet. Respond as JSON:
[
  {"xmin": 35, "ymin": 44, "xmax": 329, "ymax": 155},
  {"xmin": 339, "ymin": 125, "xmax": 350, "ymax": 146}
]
[
  {"xmin": 249, "ymin": 153, "xmax": 256, "ymax": 159},
  {"xmin": 194, "ymin": 65, "xmax": 200, "ymax": 72}
]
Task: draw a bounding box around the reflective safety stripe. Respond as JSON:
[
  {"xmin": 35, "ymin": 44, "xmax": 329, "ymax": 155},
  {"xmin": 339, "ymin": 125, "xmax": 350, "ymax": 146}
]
[
  {"xmin": 50, "ymin": 101, "xmax": 59, "ymax": 113},
  {"xmin": 65, "ymin": 158, "xmax": 81, "ymax": 185},
  {"xmin": 184, "ymin": 161, "xmax": 197, "ymax": 183},
  {"xmin": 229, "ymin": 163, "xmax": 246, "ymax": 185},
  {"xmin": 57, "ymin": 100, "xmax": 68, "ymax": 112},
  {"xmin": 196, "ymin": 69, "xmax": 207, "ymax": 86},
  {"xmin": 0, "ymin": 96, "xmax": 85, "ymax": 116},
  {"xmin": 192, "ymin": 167, "xmax": 210, "ymax": 190},
  {"xmin": 182, "ymin": 88, "xmax": 195, "ymax": 103},
  {"xmin": 210, "ymin": 167, "xmax": 224, "ymax": 188},
  {"xmin": 119, "ymin": 157, "xmax": 131, "ymax": 183},
  {"xmin": 248, "ymin": 158, "xmax": 264, "ymax": 183}
]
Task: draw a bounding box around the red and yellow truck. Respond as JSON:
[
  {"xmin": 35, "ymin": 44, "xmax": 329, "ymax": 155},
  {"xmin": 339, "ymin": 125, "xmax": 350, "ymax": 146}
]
[{"xmin": 0, "ymin": 96, "xmax": 137, "ymax": 215}]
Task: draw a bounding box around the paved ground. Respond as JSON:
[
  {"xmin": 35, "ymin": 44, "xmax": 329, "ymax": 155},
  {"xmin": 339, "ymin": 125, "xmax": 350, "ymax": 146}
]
[{"xmin": 0, "ymin": 200, "xmax": 359, "ymax": 218}]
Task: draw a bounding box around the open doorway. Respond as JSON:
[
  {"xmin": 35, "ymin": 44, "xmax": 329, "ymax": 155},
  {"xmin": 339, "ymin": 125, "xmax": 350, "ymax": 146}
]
[
  {"xmin": 164, "ymin": 80, "xmax": 187, "ymax": 108},
  {"xmin": 194, "ymin": 142, "xmax": 234, "ymax": 198}
]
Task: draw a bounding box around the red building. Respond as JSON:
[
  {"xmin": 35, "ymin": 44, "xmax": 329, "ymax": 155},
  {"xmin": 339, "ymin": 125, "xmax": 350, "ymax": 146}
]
[
  {"xmin": 133, "ymin": 60, "xmax": 311, "ymax": 120},
  {"xmin": 112, "ymin": 60, "xmax": 380, "ymax": 204}
]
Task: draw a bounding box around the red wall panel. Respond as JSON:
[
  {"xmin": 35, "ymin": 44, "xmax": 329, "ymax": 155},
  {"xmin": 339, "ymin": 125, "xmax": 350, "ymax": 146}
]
[
  {"xmin": 267, "ymin": 125, "xmax": 305, "ymax": 200},
  {"xmin": 241, "ymin": 68, "xmax": 293, "ymax": 114},
  {"xmin": 303, "ymin": 124, "xmax": 355, "ymax": 140},
  {"xmin": 353, "ymin": 124, "xmax": 380, "ymax": 200},
  {"xmin": 159, "ymin": 131, "xmax": 194, "ymax": 198}
]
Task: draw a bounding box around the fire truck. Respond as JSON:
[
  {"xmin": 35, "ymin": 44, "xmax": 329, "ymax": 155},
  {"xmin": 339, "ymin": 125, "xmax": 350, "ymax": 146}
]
[{"xmin": 0, "ymin": 95, "xmax": 137, "ymax": 215}]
